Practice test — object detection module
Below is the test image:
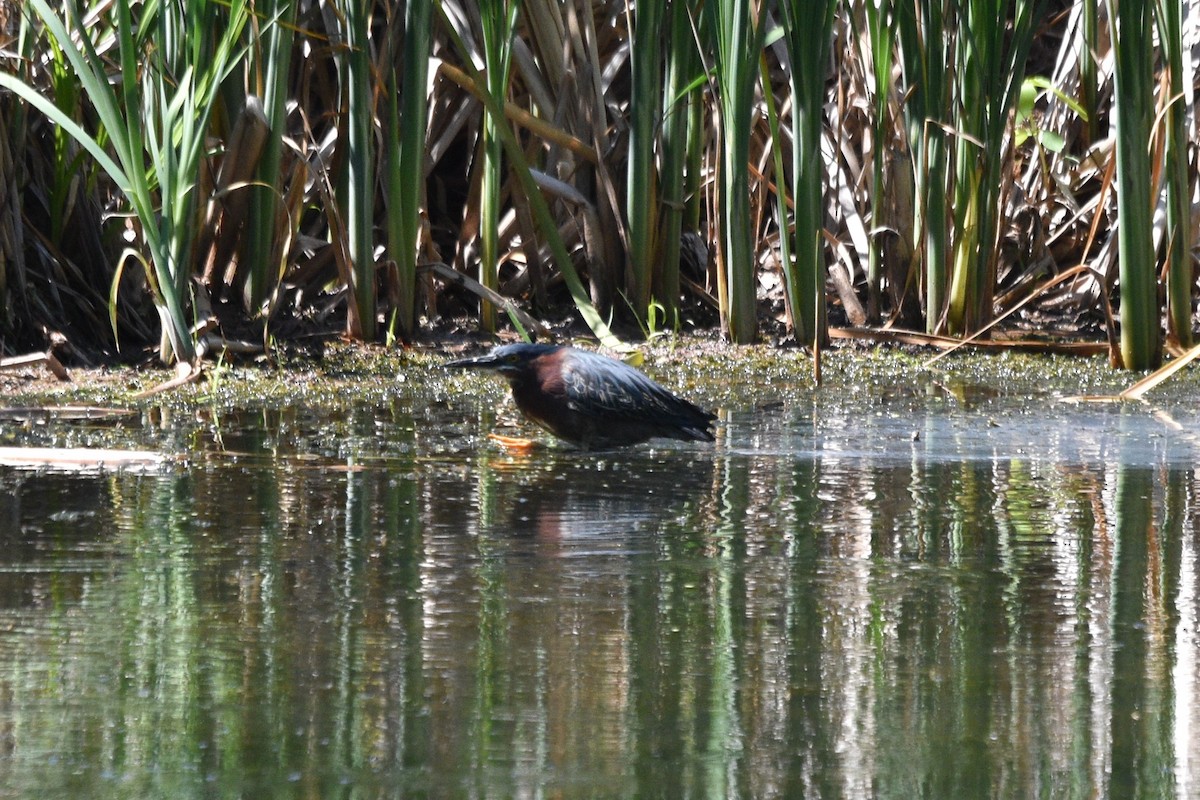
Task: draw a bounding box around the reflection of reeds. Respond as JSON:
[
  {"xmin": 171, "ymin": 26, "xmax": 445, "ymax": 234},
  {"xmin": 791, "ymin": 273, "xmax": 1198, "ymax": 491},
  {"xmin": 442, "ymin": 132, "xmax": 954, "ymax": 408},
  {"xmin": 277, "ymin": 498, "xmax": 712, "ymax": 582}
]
[
  {"xmin": 8, "ymin": 399, "xmax": 1195, "ymax": 795},
  {"xmin": 0, "ymin": 1, "xmax": 1195, "ymax": 368}
]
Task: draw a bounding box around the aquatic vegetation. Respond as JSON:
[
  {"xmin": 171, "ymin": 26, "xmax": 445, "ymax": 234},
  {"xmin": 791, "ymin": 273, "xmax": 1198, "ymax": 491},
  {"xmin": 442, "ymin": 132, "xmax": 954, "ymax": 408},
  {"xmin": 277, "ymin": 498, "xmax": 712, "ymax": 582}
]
[{"xmin": 0, "ymin": 1, "xmax": 1192, "ymax": 372}]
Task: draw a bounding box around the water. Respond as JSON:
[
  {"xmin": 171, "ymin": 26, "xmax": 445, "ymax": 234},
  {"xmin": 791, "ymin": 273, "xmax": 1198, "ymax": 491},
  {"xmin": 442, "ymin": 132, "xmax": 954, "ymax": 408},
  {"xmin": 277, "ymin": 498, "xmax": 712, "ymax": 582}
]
[{"xmin": 1, "ymin": 381, "xmax": 1199, "ymax": 798}]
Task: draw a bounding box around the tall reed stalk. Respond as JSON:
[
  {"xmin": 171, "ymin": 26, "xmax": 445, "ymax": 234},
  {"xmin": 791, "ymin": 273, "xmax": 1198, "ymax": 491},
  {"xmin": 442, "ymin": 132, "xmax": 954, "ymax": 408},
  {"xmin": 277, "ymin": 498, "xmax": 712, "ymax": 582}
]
[
  {"xmin": 438, "ymin": 4, "xmax": 621, "ymax": 349},
  {"xmin": 711, "ymin": 0, "xmax": 767, "ymax": 344},
  {"xmin": 863, "ymin": 0, "xmax": 894, "ymax": 323},
  {"xmin": 45, "ymin": 35, "xmax": 81, "ymax": 248},
  {"xmin": 1080, "ymin": 0, "xmax": 1101, "ymax": 146},
  {"xmin": 242, "ymin": 0, "xmax": 296, "ymax": 314},
  {"xmin": 779, "ymin": 0, "xmax": 835, "ymax": 346},
  {"xmin": 896, "ymin": 0, "xmax": 949, "ymax": 334},
  {"xmin": 342, "ymin": 0, "xmax": 375, "ymax": 341},
  {"xmin": 385, "ymin": 0, "xmax": 433, "ymax": 340},
  {"xmin": 626, "ymin": 1, "xmax": 665, "ymax": 325},
  {"xmin": 1109, "ymin": 0, "xmax": 1160, "ymax": 368},
  {"xmin": 945, "ymin": 0, "xmax": 1040, "ymax": 337},
  {"xmin": 1155, "ymin": 0, "xmax": 1191, "ymax": 350},
  {"xmin": 476, "ymin": 0, "xmax": 518, "ymax": 333},
  {"xmin": 656, "ymin": 2, "xmax": 702, "ymax": 330},
  {"xmin": 0, "ymin": 10, "xmax": 32, "ymax": 336}
]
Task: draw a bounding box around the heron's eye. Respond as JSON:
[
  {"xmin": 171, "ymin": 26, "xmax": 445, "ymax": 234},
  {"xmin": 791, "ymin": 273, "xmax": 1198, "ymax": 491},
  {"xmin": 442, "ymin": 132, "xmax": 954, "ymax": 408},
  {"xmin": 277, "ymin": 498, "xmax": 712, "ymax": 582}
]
[{"xmin": 505, "ymin": 354, "xmax": 520, "ymax": 363}]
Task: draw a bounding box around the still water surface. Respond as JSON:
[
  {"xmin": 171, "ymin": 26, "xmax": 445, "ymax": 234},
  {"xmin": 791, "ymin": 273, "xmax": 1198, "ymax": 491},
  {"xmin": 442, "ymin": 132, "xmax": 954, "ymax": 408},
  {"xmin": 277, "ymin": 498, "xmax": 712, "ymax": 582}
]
[{"xmin": 1, "ymin": 377, "xmax": 1199, "ymax": 798}]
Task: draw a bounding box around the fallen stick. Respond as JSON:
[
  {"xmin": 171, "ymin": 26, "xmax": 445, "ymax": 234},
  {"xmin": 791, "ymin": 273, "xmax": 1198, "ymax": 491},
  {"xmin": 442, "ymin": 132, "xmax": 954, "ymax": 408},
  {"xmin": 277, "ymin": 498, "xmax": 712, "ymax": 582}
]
[
  {"xmin": 0, "ymin": 406, "xmax": 136, "ymax": 421},
  {"xmin": 0, "ymin": 351, "xmax": 70, "ymax": 381},
  {"xmin": 132, "ymin": 361, "xmax": 203, "ymax": 399},
  {"xmin": 0, "ymin": 446, "xmax": 170, "ymax": 469},
  {"xmin": 831, "ymin": 326, "xmax": 1108, "ymax": 356}
]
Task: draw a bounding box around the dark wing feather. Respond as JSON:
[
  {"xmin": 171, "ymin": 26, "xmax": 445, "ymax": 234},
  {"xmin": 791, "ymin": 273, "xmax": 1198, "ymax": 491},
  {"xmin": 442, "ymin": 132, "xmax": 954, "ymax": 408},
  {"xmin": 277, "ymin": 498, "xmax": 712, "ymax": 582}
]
[{"xmin": 559, "ymin": 351, "xmax": 715, "ymax": 441}]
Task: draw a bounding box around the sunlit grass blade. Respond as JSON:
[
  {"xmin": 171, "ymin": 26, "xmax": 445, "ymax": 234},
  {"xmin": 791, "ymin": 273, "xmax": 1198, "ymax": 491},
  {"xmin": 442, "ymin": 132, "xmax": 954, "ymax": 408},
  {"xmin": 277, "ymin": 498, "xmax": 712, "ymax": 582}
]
[{"xmin": 12, "ymin": 0, "xmax": 250, "ymax": 362}]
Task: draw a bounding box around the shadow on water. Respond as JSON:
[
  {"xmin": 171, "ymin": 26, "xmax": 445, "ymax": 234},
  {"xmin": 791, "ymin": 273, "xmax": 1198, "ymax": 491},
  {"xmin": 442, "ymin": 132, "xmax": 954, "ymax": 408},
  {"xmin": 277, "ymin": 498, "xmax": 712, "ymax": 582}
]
[{"xmin": 0, "ymin": 391, "xmax": 1199, "ymax": 797}]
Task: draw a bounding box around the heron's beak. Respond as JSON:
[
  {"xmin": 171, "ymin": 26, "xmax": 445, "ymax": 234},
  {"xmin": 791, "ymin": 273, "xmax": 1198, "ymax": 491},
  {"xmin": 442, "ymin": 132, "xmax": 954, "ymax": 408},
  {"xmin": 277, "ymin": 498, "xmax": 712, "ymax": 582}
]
[{"xmin": 444, "ymin": 353, "xmax": 503, "ymax": 370}]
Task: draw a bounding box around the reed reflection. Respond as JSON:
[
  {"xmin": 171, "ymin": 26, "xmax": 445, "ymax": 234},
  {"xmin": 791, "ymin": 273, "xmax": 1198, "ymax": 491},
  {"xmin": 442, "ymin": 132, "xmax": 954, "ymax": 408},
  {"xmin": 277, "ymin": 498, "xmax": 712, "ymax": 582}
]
[{"xmin": 0, "ymin": 401, "xmax": 1197, "ymax": 797}]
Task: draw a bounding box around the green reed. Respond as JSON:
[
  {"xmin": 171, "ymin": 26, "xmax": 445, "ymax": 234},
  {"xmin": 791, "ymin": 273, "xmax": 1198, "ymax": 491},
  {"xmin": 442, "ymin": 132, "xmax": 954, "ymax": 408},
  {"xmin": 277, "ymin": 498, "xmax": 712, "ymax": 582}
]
[
  {"xmin": 896, "ymin": 0, "xmax": 950, "ymax": 334},
  {"xmin": 657, "ymin": 2, "xmax": 704, "ymax": 330},
  {"xmin": 863, "ymin": 0, "xmax": 895, "ymax": 323},
  {"xmin": 341, "ymin": 0, "xmax": 375, "ymax": 341},
  {"xmin": 1156, "ymin": 0, "xmax": 1190, "ymax": 350},
  {"xmin": 626, "ymin": 1, "xmax": 664, "ymax": 326},
  {"xmin": 779, "ymin": 0, "xmax": 835, "ymax": 346},
  {"xmin": 2, "ymin": 0, "xmax": 249, "ymax": 363},
  {"xmin": 1080, "ymin": 0, "xmax": 1101, "ymax": 146},
  {"xmin": 386, "ymin": 0, "xmax": 433, "ymax": 340},
  {"xmin": 710, "ymin": 0, "xmax": 767, "ymax": 344},
  {"xmin": 241, "ymin": 0, "xmax": 297, "ymax": 315},
  {"xmin": 477, "ymin": 0, "xmax": 518, "ymax": 333},
  {"xmin": 1109, "ymin": 0, "xmax": 1159, "ymax": 368},
  {"xmin": 438, "ymin": 2, "xmax": 621, "ymax": 349},
  {"xmin": 945, "ymin": 0, "xmax": 1041, "ymax": 337}
]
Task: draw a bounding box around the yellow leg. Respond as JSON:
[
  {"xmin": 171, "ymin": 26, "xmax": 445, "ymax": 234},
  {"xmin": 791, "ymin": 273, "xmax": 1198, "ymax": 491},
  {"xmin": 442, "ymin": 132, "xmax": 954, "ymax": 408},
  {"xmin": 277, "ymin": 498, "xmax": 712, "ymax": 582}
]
[{"xmin": 486, "ymin": 432, "xmax": 538, "ymax": 455}]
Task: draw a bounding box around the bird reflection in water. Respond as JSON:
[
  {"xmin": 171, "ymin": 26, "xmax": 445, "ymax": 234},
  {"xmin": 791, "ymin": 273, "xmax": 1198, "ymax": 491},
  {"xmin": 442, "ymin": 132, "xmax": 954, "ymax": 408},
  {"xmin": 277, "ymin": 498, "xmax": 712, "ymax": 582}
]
[{"xmin": 481, "ymin": 452, "xmax": 716, "ymax": 544}]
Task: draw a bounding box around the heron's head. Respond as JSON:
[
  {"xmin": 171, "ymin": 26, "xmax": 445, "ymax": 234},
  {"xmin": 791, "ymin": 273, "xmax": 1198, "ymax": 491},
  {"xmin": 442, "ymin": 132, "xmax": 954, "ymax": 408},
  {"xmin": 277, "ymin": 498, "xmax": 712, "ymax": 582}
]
[{"xmin": 445, "ymin": 343, "xmax": 560, "ymax": 378}]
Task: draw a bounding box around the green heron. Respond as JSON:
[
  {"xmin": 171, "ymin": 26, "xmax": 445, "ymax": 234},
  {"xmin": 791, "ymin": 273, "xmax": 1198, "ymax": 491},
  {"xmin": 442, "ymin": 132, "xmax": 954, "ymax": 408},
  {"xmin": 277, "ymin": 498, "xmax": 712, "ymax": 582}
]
[{"xmin": 446, "ymin": 343, "xmax": 716, "ymax": 449}]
